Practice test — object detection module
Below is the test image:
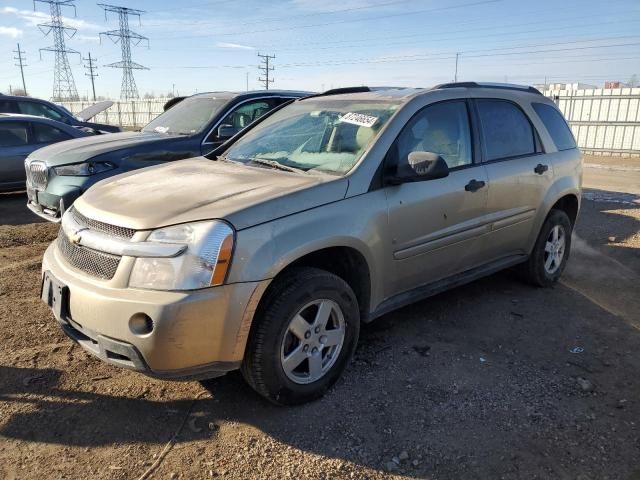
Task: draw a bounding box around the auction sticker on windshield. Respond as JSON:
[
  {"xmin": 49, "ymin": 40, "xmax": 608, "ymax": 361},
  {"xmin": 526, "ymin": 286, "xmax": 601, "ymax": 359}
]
[{"xmin": 339, "ymin": 112, "xmax": 378, "ymax": 128}]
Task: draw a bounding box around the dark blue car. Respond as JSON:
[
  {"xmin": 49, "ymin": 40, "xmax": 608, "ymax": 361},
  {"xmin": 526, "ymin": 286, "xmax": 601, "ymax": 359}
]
[
  {"xmin": 0, "ymin": 94, "xmax": 120, "ymax": 133},
  {"xmin": 25, "ymin": 90, "xmax": 310, "ymax": 221}
]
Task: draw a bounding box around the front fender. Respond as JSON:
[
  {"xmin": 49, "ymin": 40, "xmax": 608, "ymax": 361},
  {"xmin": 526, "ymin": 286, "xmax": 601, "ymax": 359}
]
[{"xmin": 227, "ymin": 190, "xmax": 391, "ymax": 314}]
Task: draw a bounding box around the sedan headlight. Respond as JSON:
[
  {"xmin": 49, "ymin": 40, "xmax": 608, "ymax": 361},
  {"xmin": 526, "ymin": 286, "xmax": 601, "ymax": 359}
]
[
  {"xmin": 54, "ymin": 161, "xmax": 115, "ymax": 176},
  {"xmin": 129, "ymin": 220, "xmax": 234, "ymax": 291}
]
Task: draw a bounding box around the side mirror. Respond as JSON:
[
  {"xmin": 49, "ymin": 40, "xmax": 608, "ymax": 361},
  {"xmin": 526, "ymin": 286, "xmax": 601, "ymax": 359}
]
[
  {"xmin": 217, "ymin": 124, "xmax": 237, "ymax": 140},
  {"xmin": 387, "ymin": 151, "xmax": 450, "ymax": 185}
]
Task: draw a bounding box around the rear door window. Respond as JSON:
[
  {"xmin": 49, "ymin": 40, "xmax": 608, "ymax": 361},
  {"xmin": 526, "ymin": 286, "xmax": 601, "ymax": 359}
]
[
  {"xmin": 17, "ymin": 101, "xmax": 66, "ymax": 122},
  {"xmin": 476, "ymin": 100, "xmax": 536, "ymax": 161},
  {"xmin": 0, "ymin": 100, "xmax": 18, "ymax": 113},
  {"xmin": 532, "ymin": 103, "xmax": 577, "ymax": 151},
  {"xmin": 0, "ymin": 121, "xmax": 29, "ymax": 147},
  {"xmin": 32, "ymin": 123, "xmax": 72, "ymax": 143}
]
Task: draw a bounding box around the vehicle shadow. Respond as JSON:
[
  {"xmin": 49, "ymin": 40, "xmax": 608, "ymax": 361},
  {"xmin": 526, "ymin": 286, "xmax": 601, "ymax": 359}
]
[
  {"xmin": 2, "ymin": 269, "xmax": 640, "ymax": 478},
  {"xmin": 0, "ymin": 192, "xmax": 44, "ymax": 226},
  {"xmin": 575, "ymin": 187, "xmax": 640, "ymax": 275}
]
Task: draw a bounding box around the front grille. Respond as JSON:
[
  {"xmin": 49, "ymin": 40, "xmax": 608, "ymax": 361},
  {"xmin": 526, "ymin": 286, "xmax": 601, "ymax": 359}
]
[
  {"xmin": 57, "ymin": 229, "xmax": 121, "ymax": 280},
  {"xmin": 70, "ymin": 207, "xmax": 136, "ymax": 240},
  {"xmin": 26, "ymin": 160, "xmax": 48, "ymax": 190}
]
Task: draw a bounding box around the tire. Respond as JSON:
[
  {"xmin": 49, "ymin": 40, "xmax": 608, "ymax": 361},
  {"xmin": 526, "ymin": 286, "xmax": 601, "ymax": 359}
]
[
  {"xmin": 241, "ymin": 267, "xmax": 360, "ymax": 405},
  {"xmin": 519, "ymin": 209, "xmax": 573, "ymax": 287}
]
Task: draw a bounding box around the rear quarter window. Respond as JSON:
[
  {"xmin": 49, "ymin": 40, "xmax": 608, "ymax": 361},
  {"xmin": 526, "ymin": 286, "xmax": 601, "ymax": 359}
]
[
  {"xmin": 532, "ymin": 103, "xmax": 577, "ymax": 151},
  {"xmin": 476, "ymin": 99, "xmax": 536, "ymax": 161}
]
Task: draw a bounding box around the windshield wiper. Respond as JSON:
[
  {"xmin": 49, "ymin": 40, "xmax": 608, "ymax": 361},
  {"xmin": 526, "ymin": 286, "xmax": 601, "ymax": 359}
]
[{"xmin": 250, "ymin": 158, "xmax": 306, "ymax": 174}]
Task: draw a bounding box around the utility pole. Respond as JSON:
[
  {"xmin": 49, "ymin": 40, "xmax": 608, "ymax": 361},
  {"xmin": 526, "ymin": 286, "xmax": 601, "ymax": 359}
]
[
  {"xmin": 454, "ymin": 52, "xmax": 460, "ymax": 82},
  {"xmin": 83, "ymin": 52, "xmax": 98, "ymax": 101},
  {"xmin": 34, "ymin": 0, "xmax": 80, "ymax": 101},
  {"xmin": 13, "ymin": 43, "xmax": 27, "ymax": 95},
  {"xmin": 98, "ymin": 4, "xmax": 149, "ymax": 100},
  {"xmin": 257, "ymin": 52, "xmax": 275, "ymax": 90},
  {"xmin": 246, "ymin": 72, "xmax": 249, "ymax": 91}
]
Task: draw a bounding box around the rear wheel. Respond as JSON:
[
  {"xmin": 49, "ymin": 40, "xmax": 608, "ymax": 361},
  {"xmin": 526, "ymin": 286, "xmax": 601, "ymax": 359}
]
[
  {"xmin": 241, "ymin": 267, "xmax": 360, "ymax": 405},
  {"xmin": 519, "ymin": 209, "xmax": 572, "ymax": 287}
]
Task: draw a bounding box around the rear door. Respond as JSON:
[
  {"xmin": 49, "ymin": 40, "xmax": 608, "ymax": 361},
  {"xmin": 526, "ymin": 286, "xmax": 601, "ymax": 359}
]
[
  {"xmin": 385, "ymin": 100, "xmax": 491, "ymax": 295},
  {"xmin": 0, "ymin": 120, "xmax": 32, "ymax": 188},
  {"xmin": 474, "ymin": 98, "xmax": 552, "ymax": 260}
]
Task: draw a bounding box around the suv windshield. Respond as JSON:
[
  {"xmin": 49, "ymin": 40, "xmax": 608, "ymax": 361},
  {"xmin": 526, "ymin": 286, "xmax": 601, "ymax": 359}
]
[
  {"xmin": 142, "ymin": 96, "xmax": 229, "ymax": 135},
  {"xmin": 223, "ymin": 98, "xmax": 400, "ymax": 174}
]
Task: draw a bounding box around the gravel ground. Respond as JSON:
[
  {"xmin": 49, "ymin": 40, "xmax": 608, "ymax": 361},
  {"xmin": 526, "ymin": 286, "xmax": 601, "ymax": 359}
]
[{"xmin": 0, "ymin": 164, "xmax": 639, "ymax": 480}]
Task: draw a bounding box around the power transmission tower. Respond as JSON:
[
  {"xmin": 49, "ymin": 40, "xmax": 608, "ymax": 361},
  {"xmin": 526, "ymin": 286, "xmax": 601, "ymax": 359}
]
[
  {"xmin": 98, "ymin": 4, "xmax": 149, "ymax": 100},
  {"xmin": 34, "ymin": 0, "xmax": 80, "ymax": 101},
  {"xmin": 257, "ymin": 53, "xmax": 275, "ymax": 90},
  {"xmin": 83, "ymin": 52, "xmax": 98, "ymax": 101},
  {"xmin": 13, "ymin": 43, "xmax": 27, "ymax": 95}
]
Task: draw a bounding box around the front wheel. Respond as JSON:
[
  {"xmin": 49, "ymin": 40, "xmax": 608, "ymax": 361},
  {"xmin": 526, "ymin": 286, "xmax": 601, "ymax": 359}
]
[
  {"xmin": 519, "ymin": 209, "xmax": 573, "ymax": 287},
  {"xmin": 241, "ymin": 267, "xmax": 360, "ymax": 405}
]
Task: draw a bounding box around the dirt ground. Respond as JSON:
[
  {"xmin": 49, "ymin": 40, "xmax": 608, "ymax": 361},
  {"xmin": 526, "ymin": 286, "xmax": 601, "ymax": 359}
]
[{"xmin": 1, "ymin": 160, "xmax": 639, "ymax": 480}]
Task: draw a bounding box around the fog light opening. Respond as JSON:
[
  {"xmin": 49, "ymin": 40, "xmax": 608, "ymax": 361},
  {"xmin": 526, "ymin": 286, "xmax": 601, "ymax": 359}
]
[{"xmin": 129, "ymin": 313, "xmax": 154, "ymax": 336}]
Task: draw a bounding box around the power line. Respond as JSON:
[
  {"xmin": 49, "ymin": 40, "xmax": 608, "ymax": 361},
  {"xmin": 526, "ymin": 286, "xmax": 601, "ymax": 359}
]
[
  {"xmin": 13, "ymin": 43, "xmax": 27, "ymax": 95},
  {"xmin": 257, "ymin": 52, "xmax": 275, "ymax": 90},
  {"xmin": 158, "ymin": 0, "xmax": 500, "ymax": 40},
  {"xmin": 83, "ymin": 52, "xmax": 98, "ymax": 101},
  {"xmin": 34, "ymin": 0, "xmax": 80, "ymax": 101},
  {"xmin": 99, "ymin": 4, "xmax": 149, "ymax": 100}
]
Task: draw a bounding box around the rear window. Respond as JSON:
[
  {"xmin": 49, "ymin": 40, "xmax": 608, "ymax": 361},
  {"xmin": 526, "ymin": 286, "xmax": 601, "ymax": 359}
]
[
  {"xmin": 532, "ymin": 103, "xmax": 577, "ymax": 151},
  {"xmin": 477, "ymin": 99, "xmax": 536, "ymax": 161}
]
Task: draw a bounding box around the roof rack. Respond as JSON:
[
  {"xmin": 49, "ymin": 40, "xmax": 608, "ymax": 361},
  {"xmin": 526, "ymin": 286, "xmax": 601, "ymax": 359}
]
[
  {"xmin": 302, "ymin": 86, "xmax": 372, "ymax": 100},
  {"xmin": 433, "ymin": 82, "xmax": 542, "ymax": 95}
]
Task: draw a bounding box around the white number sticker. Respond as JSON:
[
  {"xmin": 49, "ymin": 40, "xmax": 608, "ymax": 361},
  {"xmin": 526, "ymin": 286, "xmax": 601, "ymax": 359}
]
[{"xmin": 339, "ymin": 112, "xmax": 378, "ymax": 128}]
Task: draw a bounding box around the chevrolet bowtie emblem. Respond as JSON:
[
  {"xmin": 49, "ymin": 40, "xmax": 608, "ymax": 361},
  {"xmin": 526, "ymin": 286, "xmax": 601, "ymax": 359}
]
[{"xmin": 67, "ymin": 227, "xmax": 87, "ymax": 245}]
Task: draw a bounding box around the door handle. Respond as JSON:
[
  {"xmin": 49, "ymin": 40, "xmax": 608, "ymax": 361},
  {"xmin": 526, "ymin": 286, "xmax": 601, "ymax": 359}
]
[
  {"xmin": 534, "ymin": 163, "xmax": 549, "ymax": 175},
  {"xmin": 465, "ymin": 179, "xmax": 486, "ymax": 192}
]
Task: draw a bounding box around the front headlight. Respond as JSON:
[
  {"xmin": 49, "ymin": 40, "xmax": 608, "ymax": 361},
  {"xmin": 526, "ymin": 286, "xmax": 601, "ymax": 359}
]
[
  {"xmin": 129, "ymin": 220, "xmax": 234, "ymax": 291},
  {"xmin": 54, "ymin": 161, "xmax": 115, "ymax": 176}
]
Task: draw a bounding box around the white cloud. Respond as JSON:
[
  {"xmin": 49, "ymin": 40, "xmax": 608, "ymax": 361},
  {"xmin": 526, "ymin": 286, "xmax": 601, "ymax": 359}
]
[
  {"xmin": 215, "ymin": 42, "xmax": 255, "ymax": 50},
  {"xmin": 76, "ymin": 34, "xmax": 100, "ymax": 43},
  {"xmin": 1, "ymin": 6, "xmax": 101, "ymax": 31},
  {"xmin": 0, "ymin": 25, "xmax": 22, "ymax": 38}
]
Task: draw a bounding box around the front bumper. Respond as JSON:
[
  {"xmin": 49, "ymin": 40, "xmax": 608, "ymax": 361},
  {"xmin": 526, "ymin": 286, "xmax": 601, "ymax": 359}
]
[
  {"xmin": 42, "ymin": 242, "xmax": 269, "ymax": 380},
  {"xmin": 27, "ymin": 186, "xmax": 81, "ymax": 222}
]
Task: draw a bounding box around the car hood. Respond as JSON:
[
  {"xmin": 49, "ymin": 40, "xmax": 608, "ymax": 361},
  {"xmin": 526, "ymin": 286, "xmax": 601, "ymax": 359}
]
[
  {"xmin": 76, "ymin": 100, "xmax": 114, "ymax": 121},
  {"xmin": 29, "ymin": 131, "xmax": 182, "ymax": 167},
  {"xmin": 74, "ymin": 158, "xmax": 349, "ymax": 230}
]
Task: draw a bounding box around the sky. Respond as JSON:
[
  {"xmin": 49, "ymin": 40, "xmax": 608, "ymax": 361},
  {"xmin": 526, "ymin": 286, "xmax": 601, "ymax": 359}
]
[{"xmin": 1, "ymin": 0, "xmax": 639, "ymax": 100}]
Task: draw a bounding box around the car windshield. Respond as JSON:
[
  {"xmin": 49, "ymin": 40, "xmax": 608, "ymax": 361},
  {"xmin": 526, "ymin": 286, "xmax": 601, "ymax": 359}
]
[
  {"xmin": 222, "ymin": 98, "xmax": 400, "ymax": 175},
  {"xmin": 142, "ymin": 96, "xmax": 229, "ymax": 135}
]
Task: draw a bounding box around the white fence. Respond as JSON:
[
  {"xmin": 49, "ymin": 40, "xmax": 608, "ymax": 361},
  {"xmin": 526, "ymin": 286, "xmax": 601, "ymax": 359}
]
[
  {"xmin": 58, "ymin": 98, "xmax": 169, "ymax": 128},
  {"xmin": 59, "ymin": 89, "xmax": 640, "ymax": 156},
  {"xmin": 541, "ymin": 87, "xmax": 640, "ymax": 156}
]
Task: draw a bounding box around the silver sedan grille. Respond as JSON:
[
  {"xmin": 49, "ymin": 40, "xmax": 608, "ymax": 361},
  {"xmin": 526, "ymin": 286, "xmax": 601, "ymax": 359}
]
[{"xmin": 26, "ymin": 160, "xmax": 48, "ymax": 190}]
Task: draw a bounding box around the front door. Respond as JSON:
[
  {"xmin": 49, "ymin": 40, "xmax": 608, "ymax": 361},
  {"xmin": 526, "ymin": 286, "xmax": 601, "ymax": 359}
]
[{"xmin": 384, "ymin": 100, "xmax": 490, "ymax": 296}]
